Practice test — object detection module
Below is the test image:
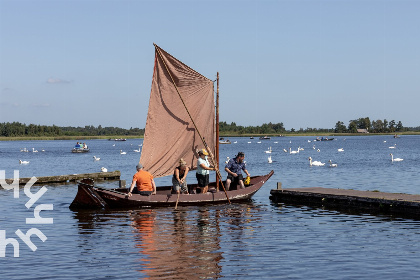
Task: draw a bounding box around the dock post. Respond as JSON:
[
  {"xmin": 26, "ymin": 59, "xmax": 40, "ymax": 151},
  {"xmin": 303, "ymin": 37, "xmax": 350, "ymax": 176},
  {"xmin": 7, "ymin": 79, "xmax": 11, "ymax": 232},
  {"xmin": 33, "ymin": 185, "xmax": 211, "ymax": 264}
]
[
  {"xmin": 277, "ymin": 182, "xmax": 282, "ymax": 192},
  {"xmin": 119, "ymin": 180, "xmax": 126, "ymax": 188}
]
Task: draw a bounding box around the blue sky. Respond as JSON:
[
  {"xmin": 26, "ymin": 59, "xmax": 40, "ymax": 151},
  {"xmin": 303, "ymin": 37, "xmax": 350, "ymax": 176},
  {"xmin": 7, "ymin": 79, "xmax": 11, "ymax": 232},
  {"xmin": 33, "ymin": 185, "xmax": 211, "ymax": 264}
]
[{"xmin": 1, "ymin": 0, "xmax": 419, "ymax": 130}]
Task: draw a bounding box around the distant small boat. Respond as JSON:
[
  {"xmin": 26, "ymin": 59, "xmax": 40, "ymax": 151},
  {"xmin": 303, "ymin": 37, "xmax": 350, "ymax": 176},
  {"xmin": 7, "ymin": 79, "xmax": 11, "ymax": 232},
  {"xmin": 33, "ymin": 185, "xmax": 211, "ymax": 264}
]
[
  {"xmin": 109, "ymin": 138, "xmax": 126, "ymax": 141},
  {"xmin": 315, "ymin": 137, "xmax": 334, "ymax": 141},
  {"xmin": 219, "ymin": 139, "xmax": 231, "ymax": 144},
  {"xmin": 394, "ymin": 134, "xmax": 400, "ymax": 138},
  {"xmin": 259, "ymin": 136, "xmax": 270, "ymax": 140},
  {"xmin": 250, "ymin": 137, "xmax": 254, "ymax": 139}
]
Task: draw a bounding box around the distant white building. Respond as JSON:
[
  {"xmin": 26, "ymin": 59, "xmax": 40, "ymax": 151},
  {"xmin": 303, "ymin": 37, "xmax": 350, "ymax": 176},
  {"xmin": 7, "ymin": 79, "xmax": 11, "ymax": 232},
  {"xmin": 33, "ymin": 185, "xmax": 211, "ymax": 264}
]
[{"xmin": 357, "ymin": 129, "xmax": 369, "ymax": 133}]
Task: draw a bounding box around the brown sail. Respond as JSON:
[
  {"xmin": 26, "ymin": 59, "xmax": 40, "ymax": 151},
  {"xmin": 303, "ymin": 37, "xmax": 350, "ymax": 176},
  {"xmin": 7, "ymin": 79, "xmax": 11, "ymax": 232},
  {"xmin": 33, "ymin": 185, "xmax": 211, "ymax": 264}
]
[{"xmin": 139, "ymin": 45, "xmax": 216, "ymax": 178}]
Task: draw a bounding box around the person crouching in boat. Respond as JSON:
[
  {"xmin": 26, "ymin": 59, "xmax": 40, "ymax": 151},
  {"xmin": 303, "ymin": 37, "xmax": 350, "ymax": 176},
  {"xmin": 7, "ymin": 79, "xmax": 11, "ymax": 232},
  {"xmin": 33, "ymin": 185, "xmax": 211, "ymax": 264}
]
[
  {"xmin": 172, "ymin": 158, "xmax": 189, "ymax": 194},
  {"xmin": 195, "ymin": 149, "xmax": 215, "ymax": 194},
  {"xmin": 225, "ymin": 152, "xmax": 250, "ymax": 190},
  {"xmin": 128, "ymin": 163, "xmax": 157, "ymax": 197}
]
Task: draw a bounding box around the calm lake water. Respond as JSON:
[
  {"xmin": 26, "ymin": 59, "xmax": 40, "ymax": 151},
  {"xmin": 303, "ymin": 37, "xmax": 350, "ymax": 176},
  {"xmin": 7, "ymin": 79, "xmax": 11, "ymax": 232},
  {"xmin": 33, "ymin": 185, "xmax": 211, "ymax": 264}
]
[{"xmin": 1, "ymin": 135, "xmax": 420, "ymax": 279}]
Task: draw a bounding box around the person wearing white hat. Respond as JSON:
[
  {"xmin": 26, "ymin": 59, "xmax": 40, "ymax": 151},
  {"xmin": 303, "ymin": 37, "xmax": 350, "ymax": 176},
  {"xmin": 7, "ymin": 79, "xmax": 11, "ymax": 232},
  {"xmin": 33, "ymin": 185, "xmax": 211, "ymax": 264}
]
[{"xmin": 194, "ymin": 149, "xmax": 215, "ymax": 194}]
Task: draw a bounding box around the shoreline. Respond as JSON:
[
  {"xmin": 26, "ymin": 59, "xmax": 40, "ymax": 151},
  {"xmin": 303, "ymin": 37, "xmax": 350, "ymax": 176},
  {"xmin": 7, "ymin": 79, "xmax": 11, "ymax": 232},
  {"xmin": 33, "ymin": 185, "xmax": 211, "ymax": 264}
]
[{"xmin": 1, "ymin": 132, "xmax": 419, "ymax": 141}]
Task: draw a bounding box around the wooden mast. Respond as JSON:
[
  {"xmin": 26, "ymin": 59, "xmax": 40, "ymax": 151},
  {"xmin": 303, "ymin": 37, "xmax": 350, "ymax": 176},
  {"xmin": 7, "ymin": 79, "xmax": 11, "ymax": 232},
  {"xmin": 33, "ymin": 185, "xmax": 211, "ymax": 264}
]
[{"xmin": 216, "ymin": 72, "xmax": 220, "ymax": 190}]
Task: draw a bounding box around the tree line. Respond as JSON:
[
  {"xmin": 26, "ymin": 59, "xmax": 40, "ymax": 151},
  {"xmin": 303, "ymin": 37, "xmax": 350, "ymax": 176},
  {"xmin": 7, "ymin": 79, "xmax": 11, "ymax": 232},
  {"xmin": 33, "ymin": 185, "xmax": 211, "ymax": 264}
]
[
  {"xmin": 334, "ymin": 117, "xmax": 408, "ymax": 133},
  {"xmin": 0, "ymin": 122, "xmax": 144, "ymax": 137},
  {"xmin": 219, "ymin": 121, "xmax": 286, "ymax": 135},
  {"xmin": 1, "ymin": 119, "xmax": 418, "ymax": 137}
]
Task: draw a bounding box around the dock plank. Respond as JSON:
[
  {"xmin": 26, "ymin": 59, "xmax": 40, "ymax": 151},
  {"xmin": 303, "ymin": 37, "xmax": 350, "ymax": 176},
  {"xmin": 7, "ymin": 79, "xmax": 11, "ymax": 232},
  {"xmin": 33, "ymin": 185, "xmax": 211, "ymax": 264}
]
[
  {"xmin": 270, "ymin": 186, "xmax": 420, "ymax": 218},
  {"xmin": 4, "ymin": 170, "xmax": 121, "ymax": 185}
]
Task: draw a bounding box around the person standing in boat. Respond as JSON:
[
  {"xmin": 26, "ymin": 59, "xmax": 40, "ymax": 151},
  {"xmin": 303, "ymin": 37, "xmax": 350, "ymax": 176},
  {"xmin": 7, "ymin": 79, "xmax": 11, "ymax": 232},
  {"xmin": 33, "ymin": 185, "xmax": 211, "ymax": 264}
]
[
  {"xmin": 128, "ymin": 163, "xmax": 157, "ymax": 197},
  {"xmin": 195, "ymin": 149, "xmax": 215, "ymax": 194},
  {"xmin": 225, "ymin": 152, "xmax": 250, "ymax": 190},
  {"xmin": 172, "ymin": 158, "xmax": 189, "ymax": 194}
]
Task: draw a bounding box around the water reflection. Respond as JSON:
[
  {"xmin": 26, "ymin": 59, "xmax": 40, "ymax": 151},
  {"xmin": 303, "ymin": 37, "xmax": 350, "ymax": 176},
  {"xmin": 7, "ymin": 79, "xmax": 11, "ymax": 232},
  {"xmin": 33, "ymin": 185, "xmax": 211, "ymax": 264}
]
[{"xmin": 129, "ymin": 208, "xmax": 223, "ymax": 279}]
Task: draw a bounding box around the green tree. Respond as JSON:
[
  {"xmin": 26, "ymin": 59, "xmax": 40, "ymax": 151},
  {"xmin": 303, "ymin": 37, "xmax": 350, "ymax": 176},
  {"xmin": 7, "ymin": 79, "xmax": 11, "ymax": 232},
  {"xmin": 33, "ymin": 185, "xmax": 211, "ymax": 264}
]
[
  {"xmin": 348, "ymin": 121, "xmax": 358, "ymax": 133},
  {"xmin": 334, "ymin": 121, "xmax": 347, "ymax": 133}
]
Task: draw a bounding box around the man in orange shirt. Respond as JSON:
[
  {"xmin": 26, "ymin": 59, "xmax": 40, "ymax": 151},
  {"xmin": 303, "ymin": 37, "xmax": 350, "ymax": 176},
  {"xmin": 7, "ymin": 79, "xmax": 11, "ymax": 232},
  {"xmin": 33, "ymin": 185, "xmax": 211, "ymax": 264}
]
[{"xmin": 128, "ymin": 164, "xmax": 157, "ymax": 197}]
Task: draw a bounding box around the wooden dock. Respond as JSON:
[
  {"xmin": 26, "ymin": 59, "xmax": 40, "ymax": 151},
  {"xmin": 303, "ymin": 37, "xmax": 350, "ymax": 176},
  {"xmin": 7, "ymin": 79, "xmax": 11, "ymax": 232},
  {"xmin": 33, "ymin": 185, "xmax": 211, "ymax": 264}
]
[
  {"xmin": 270, "ymin": 183, "xmax": 420, "ymax": 218},
  {"xmin": 4, "ymin": 170, "xmax": 121, "ymax": 185}
]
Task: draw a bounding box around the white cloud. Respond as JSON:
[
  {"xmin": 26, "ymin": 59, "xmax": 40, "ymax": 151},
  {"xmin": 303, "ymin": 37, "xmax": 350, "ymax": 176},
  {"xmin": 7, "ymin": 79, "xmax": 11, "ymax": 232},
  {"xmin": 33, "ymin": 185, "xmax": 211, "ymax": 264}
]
[{"xmin": 46, "ymin": 78, "xmax": 73, "ymax": 84}]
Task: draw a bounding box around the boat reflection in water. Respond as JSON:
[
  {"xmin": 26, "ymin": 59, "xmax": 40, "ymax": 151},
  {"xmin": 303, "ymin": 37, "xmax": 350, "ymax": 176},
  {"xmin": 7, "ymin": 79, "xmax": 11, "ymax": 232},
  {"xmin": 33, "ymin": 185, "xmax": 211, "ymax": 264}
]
[
  {"xmin": 72, "ymin": 202, "xmax": 262, "ymax": 278},
  {"xmin": 130, "ymin": 209, "xmax": 223, "ymax": 279}
]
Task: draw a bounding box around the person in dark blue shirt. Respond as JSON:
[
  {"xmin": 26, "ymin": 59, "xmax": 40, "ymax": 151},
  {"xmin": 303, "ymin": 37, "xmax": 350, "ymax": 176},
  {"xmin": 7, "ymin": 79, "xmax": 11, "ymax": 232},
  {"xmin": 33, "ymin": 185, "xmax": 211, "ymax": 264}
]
[{"xmin": 225, "ymin": 152, "xmax": 250, "ymax": 190}]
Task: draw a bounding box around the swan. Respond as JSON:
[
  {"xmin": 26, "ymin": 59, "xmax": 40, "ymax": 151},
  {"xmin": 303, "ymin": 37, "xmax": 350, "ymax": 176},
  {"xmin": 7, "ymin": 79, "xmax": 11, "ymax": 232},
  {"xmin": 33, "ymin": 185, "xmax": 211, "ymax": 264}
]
[
  {"xmin": 268, "ymin": 156, "xmax": 272, "ymax": 163},
  {"xmin": 317, "ymin": 149, "xmax": 320, "ymax": 152},
  {"xmin": 298, "ymin": 146, "xmax": 304, "ymax": 151},
  {"xmin": 20, "ymin": 148, "xmax": 29, "ymax": 152},
  {"xmin": 308, "ymin": 157, "xmax": 325, "ymax": 166},
  {"xmin": 133, "ymin": 148, "xmax": 141, "ymax": 152},
  {"xmin": 328, "ymin": 160, "xmax": 337, "ymax": 167},
  {"xmin": 112, "ymin": 144, "xmax": 116, "ymax": 147},
  {"xmin": 101, "ymin": 167, "xmax": 108, "ymax": 172},
  {"xmin": 338, "ymin": 148, "xmax": 344, "ymax": 152},
  {"xmin": 93, "ymin": 156, "xmax": 100, "ymax": 161},
  {"xmin": 389, "ymin": 144, "xmax": 396, "ymax": 149},
  {"xmin": 265, "ymin": 147, "xmax": 272, "ymax": 154},
  {"xmin": 19, "ymin": 160, "xmax": 30, "ymax": 164},
  {"xmin": 41, "ymin": 149, "xmax": 45, "ymax": 152},
  {"xmin": 32, "ymin": 148, "xmax": 38, "ymax": 153},
  {"xmin": 225, "ymin": 157, "xmax": 230, "ymax": 164},
  {"xmin": 308, "ymin": 140, "xmax": 311, "ymax": 143},
  {"xmin": 248, "ymin": 141, "xmax": 252, "ymax": 144},
  {"xmin": 283, "ymin": 149, "xmax": 288, "ymax": 153},
  {"xmin": 313, "ymin": 145, "xmax": 316, "ymax": 150},
  {"xmin": 274, "ymin": 141, "xmax": 278, "ymax": 144},
  {"xmin": 257, "ymin": 141, "xmax": 261, "ymax": 144},
  {"xmin": 120, "ymin": 150, "xmax": 126, "ymax": 155},
  {"xmin": 233, "ymin": 141, "xmax": 237, "ymax": 144},
  {"xmin": 390, "ymin": 153, "xmax": 403, "ymax": 162},
  {"xmin": 289, "ymin": 147, "xmax": 298, "ymax": 154}
]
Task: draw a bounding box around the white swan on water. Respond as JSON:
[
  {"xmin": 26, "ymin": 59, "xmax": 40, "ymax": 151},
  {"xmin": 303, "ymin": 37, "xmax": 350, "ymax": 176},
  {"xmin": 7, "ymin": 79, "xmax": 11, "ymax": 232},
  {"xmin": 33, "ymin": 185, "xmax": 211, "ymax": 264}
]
[
  {"xmin": 389, "ymin": 144, "xmax": 396, "ymax": 149},
  {"xmin": 328, "ymin": 160, "xmax": 337, "ymax": 167},
  {"xmin": 338, "ymin": 148, "xmax": 344, "ymax": 152},
  {"xmin": 289, "ymin": 147, "xmax": 299, "ymax": 154},
  {"xmin": 120, "ymin": 150, "xmax": 126, "ymax": 155},
  {"xmin": 93, "ymin": 156, "xmax": 100, "ymax": 161},
  {"xmin": 225, "ymin": 157, "xmax": 230, "ymax": 164},
  {"xmin": 101, "ymin": 167, "xmax": 108, "ymax": 172},
  {"xmin": 390, "ymin": 153, "xmax": 403, "ymax": 162},
  {"xmin": 308, "ymin": 157, "xmax": 325, "ymax": 166},
  {"xmin": 265, "ymin": 147, "xmax": 272, "ymax": 154},
  {"xmin": 268, "ymin": 156, "xmax": 272, "ymax": 163},
  {"xmin": 19, "ymin": 160, "xmax": 30, "ymax": 164},
  {"xmin": 133, "ymin": 148, "xmax": 141, "ymax": 152}
]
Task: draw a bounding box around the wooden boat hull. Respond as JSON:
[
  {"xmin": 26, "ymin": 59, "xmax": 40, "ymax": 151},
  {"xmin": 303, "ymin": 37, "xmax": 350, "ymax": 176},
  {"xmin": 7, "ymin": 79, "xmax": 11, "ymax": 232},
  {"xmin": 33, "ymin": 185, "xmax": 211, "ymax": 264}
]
[
  {"xmin": 70, "ymin": 170, "xmax": 274, "ymax": 209},
  {"xmin": 71, "ymin": 148, "xmax": 90, "ymax": 153}
]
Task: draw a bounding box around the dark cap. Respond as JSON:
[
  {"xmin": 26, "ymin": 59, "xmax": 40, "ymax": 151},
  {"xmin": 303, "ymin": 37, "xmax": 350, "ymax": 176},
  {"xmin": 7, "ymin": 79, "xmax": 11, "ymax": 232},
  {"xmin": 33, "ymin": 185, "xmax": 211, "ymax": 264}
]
[
  {"xmin": 136, "ymin": 163, "xmax": 143, "ymax": 170},
  {"xmin": 237, "ymin": 152, "xmax": 245, "ymax": 157}
]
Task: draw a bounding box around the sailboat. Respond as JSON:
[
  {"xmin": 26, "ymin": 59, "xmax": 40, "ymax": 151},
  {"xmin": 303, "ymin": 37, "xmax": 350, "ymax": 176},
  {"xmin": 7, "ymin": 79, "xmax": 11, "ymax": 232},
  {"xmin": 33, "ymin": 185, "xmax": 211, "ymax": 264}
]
[{"xmin": 70, "ymin": 44, "xmax": 273, "ymax": 209}]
